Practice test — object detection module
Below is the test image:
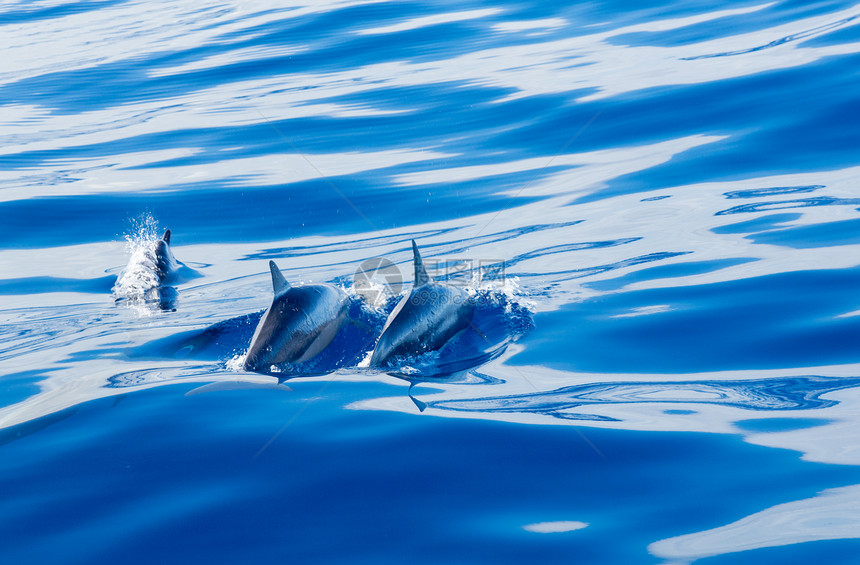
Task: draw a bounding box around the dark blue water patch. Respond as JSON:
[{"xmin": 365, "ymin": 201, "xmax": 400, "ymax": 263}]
[
  {"xmin": 0, "ymin": 370, "xmax": 49, "ymax": 410},
  {"xmin": 746, "ymin": 217, "xmax": 860, "ymax": 248},
  {"xmin": 585, "ymin": 257, "xmax": 757, "ymax": 292},
  {"xmin": 641, "ymin": 195, "xmax": 671, "ymax": 201},
  {"xmin": 0, "ymin": 176, "xmax": 546, "ymax": 249},
  {"xmin": 126, "ymin": 312, "xmax": 263, "ymax": 362},
  {"xmin": 664, "ymin": 409, "xmax": 696, "ymax": 415},
  {"xmin": 701, "ymin": 538, "xmax": 860, "ymax": 565},
  {"xmin": 569, "ymin": 52, "xmax": 860, "ymax": 202},
  {"xmin": 723, "ymin": 185, "xmax": 825, "ymax": 199},
  {"xmin": 0, "ymin": 0, "xmax": 126, "ymax": 25},
  {"xmin": 0, "ymin": 384, "xmax": 858, "ymax": 564},
  {"xmin": 711, "ymin": 213, "xmax": 802, "ymax": 235},
  {"xmin": 734, "ymin": 417, "xmax": 832, "ymax": 433},
  {"xmin": 512, "ymin": 266, "xmax": 860, "ymax": 373},
  {"xmin": 0, "ymin": 276, "xmax": 115, "ymax": 295},
  {"xmin": 0, "ymin": 407, "xmax": 76, "ymax": 448}
]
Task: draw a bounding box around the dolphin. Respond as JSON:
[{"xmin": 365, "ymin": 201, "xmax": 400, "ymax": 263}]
[
  {"xmin": 113, "ymin": 228, "xmax": 191, "ymax": 309},
  {"xmin": 370, "ymin": 240, "xmax": 475, "ymax": 367},
  {"xmin": 153, "ymin": 229, "xmax": 179, "ymax": 282},
  {"xmin": 243, "ymin": 261, "xmax": 349, "ymax": 372}
]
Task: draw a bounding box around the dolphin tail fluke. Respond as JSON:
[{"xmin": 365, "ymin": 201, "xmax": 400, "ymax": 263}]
[
  {"xmin": 408, "ymin": 383, "xmax": 428, "ymax": 412},
  {"xmin": 269, "ymin": 260, "xmax": 290, "ymax": 294},
  {"xmin": 412, "ymin": 240, "xmax": 431, "ymax": 286},
  {"xmin": 162, "ymin": 229, "xmax": 171, "ymax": 244}
]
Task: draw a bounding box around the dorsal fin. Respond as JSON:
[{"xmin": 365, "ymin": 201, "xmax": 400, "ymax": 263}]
[
  {"xmin": 162, "ymin": 229, "xmax": 171, "ymax": 245},
  {"xmin": 412, "ymin": 240, "xmax": 431, "ymax": 286},
  {"xmin": 269, "ymin": 260, "xmax": 290, "ymax": 294}
]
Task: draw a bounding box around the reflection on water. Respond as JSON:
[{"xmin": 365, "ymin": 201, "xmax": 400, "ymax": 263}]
[
  {"xmin": 650, "ymin": 484, "xmax": 860, "ymax": 562},
  {"xmin": 425, "ymin": 376, "xmax": 860, "ymax": 416},
  {"xmin": 716, "ymin": 195, "xmax": 860, "ymax": 216}
]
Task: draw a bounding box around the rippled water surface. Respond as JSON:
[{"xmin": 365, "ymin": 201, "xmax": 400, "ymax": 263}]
[{"xmin": 3, "ymin": 0, "xmax": 860, "ymax": 563}]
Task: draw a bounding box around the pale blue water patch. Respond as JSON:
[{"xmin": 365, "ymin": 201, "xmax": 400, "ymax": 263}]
[{"xmin": 2, "ymin": 0, "xmax": 860, "ymax": 562}]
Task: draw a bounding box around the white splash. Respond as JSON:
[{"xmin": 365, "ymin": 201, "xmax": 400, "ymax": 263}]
[
  {"xmin": 226, "ymin": 353, "xmax": 248, "ymax": 372},
  {"xmin": 112, "ymin": 215, "xmax": 165, "ymax": 305}
]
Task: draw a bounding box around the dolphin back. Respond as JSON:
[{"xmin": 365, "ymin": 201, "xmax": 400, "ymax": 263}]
[
  {"xmin": 369, "ymin": 240, "xmax": 476, "ymax": 367},
  {"xmin": 370, "ymin": 283, "xmax": 474, "ymax": 367},
  {"xmin": 153, "ymin": 230, "xmax": 179, "ymax": 281},
  {"xmin": 113, "ymin": 227, "xmax": 188, "ymax": 309},
  {"xmin": 243, "ymin": 283, "xmax": 348, "ymax": 371}
]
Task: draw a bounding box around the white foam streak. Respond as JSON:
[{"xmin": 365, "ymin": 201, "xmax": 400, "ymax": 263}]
[{"xmin": 523, "ymin": 520, "xmax": 589, "ymax": 533}]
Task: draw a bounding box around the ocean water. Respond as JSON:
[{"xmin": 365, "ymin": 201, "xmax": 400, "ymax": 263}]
[{"xmin": 2, "ymin": 0, "xmax": 860, "ymax": 562}]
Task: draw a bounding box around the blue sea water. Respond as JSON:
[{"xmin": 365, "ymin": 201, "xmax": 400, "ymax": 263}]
[{"xmin": 2, "ymin": 0, "xmax": 860, "ymax": 563}]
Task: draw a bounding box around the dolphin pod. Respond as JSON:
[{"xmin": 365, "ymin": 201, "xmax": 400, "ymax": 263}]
[
  {"xmin": 120, "ymin": 232, "xmax": 481, "ymax": 372},
  {"xmin": 242, "ymin": 240, "xmax": 476, "ymax": 372}
]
